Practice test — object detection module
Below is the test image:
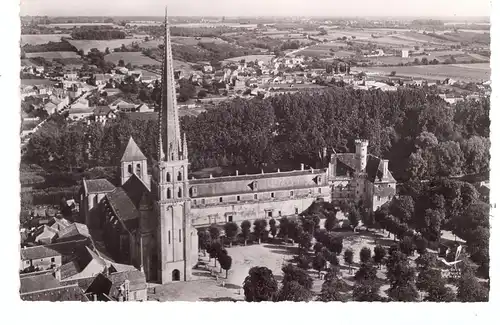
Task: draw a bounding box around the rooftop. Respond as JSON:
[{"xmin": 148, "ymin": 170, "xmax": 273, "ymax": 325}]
[
  {"xmin": 20, "ymin": 284, "xmax": 89, "ymax": 302},
  {"xmin": 19, "ymin": 273, "xmax": 61, "ymax": 294},
  {"xmin": 83, "ymin": 178, "xmax": 116, "ymax": 194},
  {"xmin": 120, "ymin": 137, "xmax": 147, "ymax": 162}
]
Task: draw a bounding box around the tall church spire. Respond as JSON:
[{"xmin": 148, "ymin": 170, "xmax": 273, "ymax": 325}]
[{"xmin": 159, "ymin": 6, "xmax": 182, "ymax": 161}]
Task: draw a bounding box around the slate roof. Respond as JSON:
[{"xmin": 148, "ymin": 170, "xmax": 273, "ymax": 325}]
[
  {"xmin": 121, "ymin": 174, "xmax": 151, "ymax": 208},
  {"xmin": 120, "ymin": 137, "xmax": 147, "ymax": 162},
  {"xmin": 19, "ymin": 273, "xmax": 61, "ymax": 294},
  {"xmin": 106, "ymin": 188, "xmax": 140, "ymax": 222},
  {"xmin": 84, "ymin": 178, "xmax": 116, "ymax": 194},
  {"xmin": 69, "ymin": 107, "xmax": 94, "ymax": 114},
  {"xmin": 190, "ymin": 169, "xmax": 326, "ymax": 185},
  {"xmin": 60, "ymin": 247, "xmax": 107, "ymax": 281},
  {"xmin": 20, "ymin": 284, "xmax": 89, "ymax": 302},
  {"xmin": 60, "ymin": 276, "xmax": 97, "ymax": 292},
  {"xmin": 123, "ymin": 111, "xmax": 159, "ymax": 121}
]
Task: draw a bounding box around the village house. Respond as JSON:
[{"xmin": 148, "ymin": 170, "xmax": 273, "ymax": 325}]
[
  {"xmin": 93, "ymin": 106, "xmax": 117, "ymax": 124},
  {"xmin": 109, "ymin": 99, "xmax": 136, "ymax": 112},
  {"xmin": 68, "ymin": 107, "xmax": 94, "ymax": 121}
]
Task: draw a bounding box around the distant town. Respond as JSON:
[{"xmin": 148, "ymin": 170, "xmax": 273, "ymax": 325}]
[{"xmin": 19, "ymin": 12, "xmax": 490, "ymax": 302}]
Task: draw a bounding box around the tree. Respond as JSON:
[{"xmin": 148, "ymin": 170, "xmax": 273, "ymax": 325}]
[
  {"xmin": 386, "ymin": 251, "xmax": 419, "ymax": 302},
  {"xmin": 347, "ymin": 205, "xmax": 361, "ymax": 230},
  {"xmin": 198, "ymin": 89, "xmax": 208, "ymax": 98},
  {"xmin": 312, "ymin": 253, "xmax": 327, "ymax": 277},
  {"xmin": 359, "ymin": 246, "xmax": 372, "ymax": 264},
  {"xmin": 421, "ymin": 57, "xmax": 429, "ymax": 65},
  {"xmin": 354, "ymin": 262, "xmax": 378, "ymax": 283},
  {"xmin": 277, "ymin": 281, "xmax": 313, "ymax": 302},
  {"xmin": 223, "ymin": 222, "xmax": 239, "ymax": 247},
  {"xmin": 198, "ymin": 229, "xmax": 210, "ymax": 256},
  {"xmin": 344, "ymin": 248, "xmax": 354, "ymax": 274},
  {"xmin": 105, "ymin": 47, "xmax": 110, "ymax": 55},
  {"xmin": 118, "ymin": 59, "xmax": 125, "ymax": 67},
  {"xmin": 243, "ymin": 267, "xmax": 278, "ymax": 302},
  {"xmin": 241, "ymin": 220, "xmax": 251, "ymax": 245},
  {"xmin": 399, "ymin": 236, "xmax": 415, "ymax": 256},
  {"xmin": 207, "ymin": 242, "xmax": 222, "ymax": 267},
  {"xmin": 269, "ymin": 218, "xmax": 278, "ymax": 238},
  {"xmin": 298, "ymin": 231, "xmax": 313, "ymax": 252},
  {"xmin": 329, "ymin": 235, "xmax": 343, "ymax": 255},
  {"xmin": 296, "ymin": 254, "xmax": 311, "ymax": 270},
  {"xmin": 389, "ymin": 196, "xmax": 414, "ymax": 224},
  {"xmin": 353, "ymin": 280, "xmax": 383, "ymax": 302},
  {"xmin": 318, "ymin": 279, "xmax": 346, "ymax": 302},
  {"xmin": 219, "ymin": 253, "xmax": 233, "ymax": 278},
  {"xmin": 209, "ymin": 224, "xmax": 221, "ymax": 242},
  {"xmin": 373, "ymin": 245, "xmax": 386, "ymax": 269},
  {"xmin": 390, "ymin": 71, "xmax": 396, "ymax": 76},
  {"xmin": 324, "ymin": 213, "xmax": 338, "ymax": 231},
  {"xmin": 282, "ymin": 264, "xmax": 313, "ymax": 290},
  {"xmin": 457, "ymin": 272, "xmax": 489, "ymax": 302},
  {"xmin": 253, "ymin": 219, "xmax": 268, "ymax": 244}
]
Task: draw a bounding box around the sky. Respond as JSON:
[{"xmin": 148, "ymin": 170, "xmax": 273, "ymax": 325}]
[{"xmin": 20, "ymin": 0, "xmax": 491, "ymax": 17}]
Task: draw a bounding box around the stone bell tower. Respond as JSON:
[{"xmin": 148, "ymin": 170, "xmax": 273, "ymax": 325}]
[{"xmin": 150, "ymin": 7, "xmax": 193, "ymax": 284}]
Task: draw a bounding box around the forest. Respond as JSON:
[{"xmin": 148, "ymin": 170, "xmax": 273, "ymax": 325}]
[{"xmin": 24, "ymin": 87, "xmax": 489, "ymax": 184}]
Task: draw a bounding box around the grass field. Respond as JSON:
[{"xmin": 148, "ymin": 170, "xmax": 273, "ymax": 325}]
[
  {"xmin": 364, "ymin": 51, "xmax": 487, "ymax": 66},
  {"xmin": 25, "ymin": 51, "xmax": 81, "ymax": 60},
  {"xmin": 360, "ymin": 63, "xmax": 490, "ymax": 82},
  {"xmin": 67, "ymin": 38, "xmax": 144, "ymax": 53},
  {"xmin": 104, "ymin": 52, "xmax": 160, "ymax": 66},
  {"xmin": 21, "ymin": 34, "xmax": 72, "ymax": 46},
  {"xmin": 224, "ymin": 54, "xmax": 275, "ymax": 64},
  {"xmin": 172, "ymin": 36, "xmax": 228, "ymax": 46}
]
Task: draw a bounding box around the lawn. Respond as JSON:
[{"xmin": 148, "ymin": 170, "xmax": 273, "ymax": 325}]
[
  {"xmin": 224, "ymin": 54, "xmax": 275, "ymax": 64},
  {"xmin": 360, "ymin": 63, "xmax": 490, "ymax": 82},
  {"xmin": 172, "ymin": 36, "xmax": 228, "ymax": 46},
  {"xmin": 104, "ymin": 52, "xmax": 160, "ymax": 66},
  {"xmin": 20, "ymin": 34, "xmax": 72, "ymax": 46},
  {"xmin": 67, "ymin": 38, "xmax": 144, "ymax": 54},
  {"xmin": 25, "ymin": 51, "xmax": 81, "ymax": 60}
]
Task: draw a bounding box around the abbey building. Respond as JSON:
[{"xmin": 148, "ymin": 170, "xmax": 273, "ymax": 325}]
[{"xmin": 80, "ymin": 12, "xmax": 396, "ymax": 284}]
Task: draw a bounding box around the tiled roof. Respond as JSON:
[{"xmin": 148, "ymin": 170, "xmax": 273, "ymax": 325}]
[
  {"xmin": 20, "ymin": 273, "xmax": 61, "ymax": 294},
  {"xmin": 109, "ymin": 269, "xmax": 147, "ymax": 294},
  {"xmin": 20, "ymin": 239, "xmax": 91, "ymax": 261},
  {"xmin": 20, "ymin": 284, "xmax": 89, "ymax": 302},
  {"xmin": 120, "ymin": 137, "xmax": 147, "ymax": 162},
  {"xmin": 58, "ymin": 223, "xmax": 90, "ymax": 240},
  {"xmin": 366, "ymin": 155, "xmax": 383, "ymax": 183},
  {"xmin": 60, "ymin": 276, "xmax": 97, "ymax": 292},
  {"xmin": 84, "ymin": 178, "xmax": 116, "ymax": 194},
  {"xmin": 69, "ymin": 107, "xmax": 93, "ymax": 114},
  {"xmin": 106, "ymin": 188, "xmax": 140, "ymax": 222},
  {"xmin": 60, "ymin": 260, "xmax": 81, "ymax": 280},
  {"xmin": 93, "ymin": 106, "xmax": 112, "ymax": 116}
]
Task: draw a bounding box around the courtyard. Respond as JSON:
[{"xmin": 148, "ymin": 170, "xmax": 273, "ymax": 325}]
[{"xmin": 148, "ymin": 228, "xmax": 403, "ymax": 301}]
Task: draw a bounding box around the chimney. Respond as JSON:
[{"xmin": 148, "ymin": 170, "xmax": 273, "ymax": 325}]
[
  {"xmin": 261, "ymin": 169, "xmax": 264, "ymax": 174},
  {"xmin": 209, "ymin": 174, "xmax": 213, "ymax": 179},
  {"xmin": 382, "ymin": 159, "xmax": 389, "ymax": 178},
  {"xmin": 301, "ymin": 163, "xmax": 304, "ymax": 171},
  {"xmin": 94, "ymin": 294, "xmax": 98, "ymax": 302},
  {"xmin": 236, "ymin": 170, "xmax": 239, "ymax": 176},
  {"xmin": 310, "ymin": 167, "xmax": 314, "ymax": 173},
  {"xmin": 277, "ymin": 168, "xmax": 280, "ymax": 173}
]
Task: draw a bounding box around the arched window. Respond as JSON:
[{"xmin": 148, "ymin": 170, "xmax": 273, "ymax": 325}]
[
  {"xmin": 178, "ymin": 188, "xmax": 182, "ymax": 198},
  {"xmin": 136, "ymin": 163, "xmax": 141, "ymax": 175},
  {"xmin": 128, "ymin": 164, "xmax": 132, "ymax": 174},
  {"xmin": 166, "ymin": 172, "xmax": 171, "ymax": 182},
  {"xmin": 177, "ymin": 171, "xmax": 182, "ymax": 181},
  {"xmin": 189, "ymin": 187, "xmax": 193, "ymax": 197},
  {"xmin": 167, "ymin": 188, "xmax": 171, "ymax": 199}
]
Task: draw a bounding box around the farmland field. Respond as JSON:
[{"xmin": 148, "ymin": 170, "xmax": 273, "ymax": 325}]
[
  {"xmin": 364, "ymin": 50, "xmax": 487, "ymax": 66},
  {"xmin": 25, "ymin": 51, "xmax": 81, "ymax": 59},
  {"xmin": 359, "ymin": 63, "xmax": 490, "ymax": 82},
  {"xmin": 104, "ymin": 52, "xmax": 160, "ymax": 66},
  {"xmin": 21, "ymin": 34, "xmax": 72, "ymax": 46},
  {"xmin": 67, "ymin": 38, "xmax": 144, "ymax": 53}
]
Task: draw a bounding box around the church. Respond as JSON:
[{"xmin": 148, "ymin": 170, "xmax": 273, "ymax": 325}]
[{"xmin": 80, "ymin": 11, "xmax": 397, "ymax": 284}]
